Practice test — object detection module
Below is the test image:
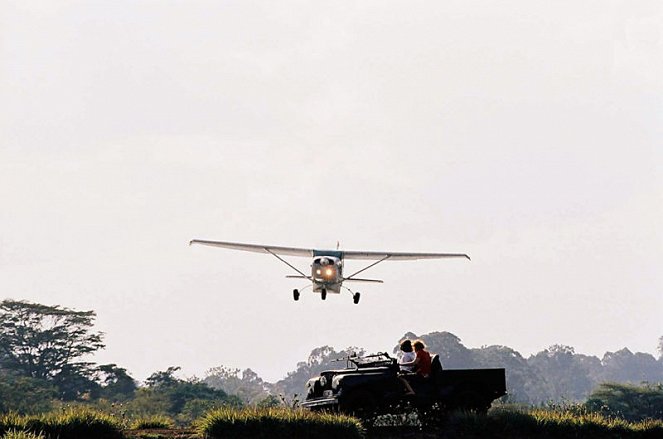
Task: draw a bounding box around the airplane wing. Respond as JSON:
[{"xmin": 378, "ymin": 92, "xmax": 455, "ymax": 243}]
[
  {"xmin": 189, "ymin": 239, "xmax": 314, "ymax": 257},
  {"xmin": 341, "ymin": 251, "xmax": 470, "ymax": 261}
]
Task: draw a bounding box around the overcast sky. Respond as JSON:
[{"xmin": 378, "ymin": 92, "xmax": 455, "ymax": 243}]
[{"xmin": 1, "ymin": 0, "xmax": 661, "ymax": 383}]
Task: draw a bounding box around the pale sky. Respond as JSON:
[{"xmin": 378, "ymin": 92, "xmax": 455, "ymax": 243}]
[{"xmin": 1, "ymin": 1, "xmax": 661, "ymax": 383}]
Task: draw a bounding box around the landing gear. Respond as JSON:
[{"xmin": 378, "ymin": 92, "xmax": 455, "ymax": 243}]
[
  {"xmin": 320, "ymin": 288, "xmax": 327, "ymax": 300},
  {"xmin": 293, "ymin": 289, "xmax": 300, "ymax": 301},
  {"xmin": 353, "ymin": 292, "xmax": 361, "ymax": 304}
]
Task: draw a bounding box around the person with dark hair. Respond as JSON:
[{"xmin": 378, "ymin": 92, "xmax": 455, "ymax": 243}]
[
  {"xmin": 398, "ymin": 339, "xmax": 416, "ymax": 372},
  {"xmin": 398, "ymin": 339, "xmax": 416, "ymax": 395}
]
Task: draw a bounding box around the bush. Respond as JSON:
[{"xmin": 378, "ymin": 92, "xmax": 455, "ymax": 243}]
[
  {"xmin": 586, "ymin": 382, "xmax": 663, "ymax": 422},
  {"xmin": 130, "ymin": 415, "xmax": 175, "ymax": 429},
  {"xmin": 197, "ymin": 407, "xmax": 364, "ymax": 439},
  {"xmin": 439, "ymin": 406, "xmax": 663, "ymax": 438},
  {"xmin": 0, "ymin": 408, "xmax": 122, "ymax": 439}
]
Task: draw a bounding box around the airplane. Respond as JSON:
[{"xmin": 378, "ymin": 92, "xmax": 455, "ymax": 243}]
[{"xmin": 189, "ymin": 239, "xmax": 470, "ymax": 304}]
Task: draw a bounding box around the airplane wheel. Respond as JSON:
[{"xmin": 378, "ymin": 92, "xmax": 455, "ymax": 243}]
[
  {"xmin": 321, "ymin": 288, "xmax": 327, "ymax": 300},
  {"xmin": 293, "ymin": 289, "xmax": 300, "ymax": 301},
  {"xmin": 353, "ymin": 292, "xmax": 360, "ymax": 304}
]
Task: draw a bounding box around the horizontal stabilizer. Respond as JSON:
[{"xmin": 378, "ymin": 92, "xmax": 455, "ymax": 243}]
[{"xmin": 343, "ymin": 278, "xmax": 384, "ymax": 283}]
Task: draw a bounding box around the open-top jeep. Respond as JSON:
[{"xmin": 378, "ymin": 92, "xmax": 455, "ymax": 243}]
[{"xmin": 300, "ymin": 352, "xmax": 506, "ymax": 417}]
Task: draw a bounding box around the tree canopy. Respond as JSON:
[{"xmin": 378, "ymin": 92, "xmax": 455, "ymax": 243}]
[{"xmin": 0, "ymin": 300, "xmax": 104, "ymax": 381}]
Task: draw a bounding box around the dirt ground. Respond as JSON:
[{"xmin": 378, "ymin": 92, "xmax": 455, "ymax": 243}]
[
  {"xmin": 124, "ymin": 426, "xmax": 442, "ymax": 438},
  {"xmin": 124, "ymin": 429, "xmax": 199, "ymax": 439}
]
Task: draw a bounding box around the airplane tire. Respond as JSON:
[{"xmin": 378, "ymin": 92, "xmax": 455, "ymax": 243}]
[
  {"xmin": 353, "ymin": 293, "xmax": 360, "ymax": 304},
  {"xmin": 293, "ymin": 289, "xmax": 300, "ymax": 301},
  {"xmin": 321, "ymin": 288, "xmax": 327, "ymax": 300}
]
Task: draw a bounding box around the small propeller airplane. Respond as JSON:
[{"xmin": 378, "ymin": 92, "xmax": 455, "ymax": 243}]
[{"xmin": 189, "ymin": 239, "xmax": 470, "ymax": 304}]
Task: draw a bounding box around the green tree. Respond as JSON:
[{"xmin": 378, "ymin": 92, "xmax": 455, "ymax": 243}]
[
  {"xmin": 97, "ymin": 363, "xmax": 137, "ymax": 401},
  {"xmin": 204, "ymin": 366, "xmax": 271, "ymax": 404},
  {"xmin": 473, "ymin": 344, "xmax": 542, "ymax": 403},
  {"xmin": 0, "ymin": 300, "xmax": 105, "ymax": 400},
  {"xmin": 0, "ymin": 369, "xmax": 56, "ymax": 413},
  {"xmin": 600, "ymin": 348, "xmax": 663, "ymax": 383},
  {"xmin": 528, "ymin": 345, "xmax": 601, "ymax": 402},
  {"xmin": 138, "ymin": 366, "xmax": 241, "ymax": 418},
  {"xmin": 586, "ymin": 382, "xmax": 663, "ymax": 421}
]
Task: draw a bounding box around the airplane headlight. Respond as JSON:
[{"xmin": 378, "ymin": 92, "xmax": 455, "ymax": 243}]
[
  {"xmin": 325, "ymin": 268, "xmax": 334, "ymax": 277},
  {"xmin": 316, "ymin": 269, "xmax": 321, "ymax": 275}
]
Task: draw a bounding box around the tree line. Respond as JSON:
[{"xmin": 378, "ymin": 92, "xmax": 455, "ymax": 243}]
[{"xmin": 1, "ymin": 299, "xmax": 662, "ymax": 418}]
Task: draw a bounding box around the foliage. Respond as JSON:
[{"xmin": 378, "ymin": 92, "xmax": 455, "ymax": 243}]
[
  {"xmin": 600, "ymin": 348, "xmax": 663, "ymax": 384},
  {"xmin": 528, "ymin": 345, "xmax": 601, "ymax": 402},
  {"xmin": 96, "ymin": 364, "xmax": 138, "ymax": 401},
  {"xmin": 0, "ymin": 371, "xmax": 56, "ymax": 414},
  {"xmin": 204, "ymin": 367, "xmax": 271, "ymax": 404},
  {"xmin": 196, "ymin": 407, "xmax": 364, "ymax": 439},
  {"xmin": 1, "ymin": 431, "xmax": 44, "ymax": 439},
  {"xmin": 255, "ymin": 394, "xmax": 282, "ymax": 409},
  {"xmin": 130, "ymin": 415, "xmax": 175, "ymax": 429},
  {"xmin": 586, "ymin": 382, "xmax": 663, "ymax": 422},
  {"xmin": 120, "ymin": 366, "xmax": 242, "ymax": 424},
  {"xmin": 439, "ymin": 406, "xmax": 663, "ymax": 438},
  {"xmin": 0, "ymin": 408, "xmax": 122, "ymax": 439},
  {"xmin": 0, "ymin": 300, "xmax": 105, "ymax": 400}
]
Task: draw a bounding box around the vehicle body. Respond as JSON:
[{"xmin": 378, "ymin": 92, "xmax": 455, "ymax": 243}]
[
  {"xmin": 189, "ymin": 240, "xmax": 469, "ymax": 304},
  {"xmin": 300, "ymin": 353, "xmax": 506, "ymax": 417}
]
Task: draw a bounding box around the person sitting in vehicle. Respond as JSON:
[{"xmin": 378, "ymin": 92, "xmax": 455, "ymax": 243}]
[
  {"xmin": 400, "ymin": 339, "xmax": 432, "ymax": 378},
  {"xmin": 413, "ymin": 339, "xmax": 432, "ymax": 378},
  {"xmin": 398, "ymin": 339, "xmax": 416, "ymax": 372},
  {"xmin": 398, "ymin": 339, "xmax": 416, "ymax": 395}
]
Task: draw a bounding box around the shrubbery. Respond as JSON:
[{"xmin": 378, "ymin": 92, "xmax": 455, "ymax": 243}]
[
  {"xmin": 586, "ymin": 382, "xmax": 663, "ymax": 422},
  {"xmin": 424, "ymin": 406, "xmax": 663, "ymax": 438},
  {"xmin": 197, "ymin": 407, "xmax": 364, "ymax": 439},
  {"xmin": 0, "ymin": 408, "xmax": 122, "ymax": 439}
]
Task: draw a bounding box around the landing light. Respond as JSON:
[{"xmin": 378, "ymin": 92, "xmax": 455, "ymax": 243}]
[{"xmin": 325, "ymin": 268, "xmax": 334, "ymax": 277}]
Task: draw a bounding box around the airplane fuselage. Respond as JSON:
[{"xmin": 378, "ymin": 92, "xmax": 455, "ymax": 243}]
[{"xmin": 311, "ymin": 255, "xmax": 343, "ymax": 294}]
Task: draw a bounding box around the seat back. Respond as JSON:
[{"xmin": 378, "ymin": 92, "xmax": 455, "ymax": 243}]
[{"xmin": 430, "ymin": 354, "xmax": 443, "ymax": 379}]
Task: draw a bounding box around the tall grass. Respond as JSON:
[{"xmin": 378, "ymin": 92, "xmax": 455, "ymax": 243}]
[
  {"xmin": 1, "ymin": 431, "xmax": 44, "ymax": 439},
  {"xmin": 197, "ymin": 407, "xmax": 364, "ymax": 439},
  {"xmin": 130, "ymin": 415, "xmax": 175, "ymax": 430},
  {"xmin": 0, "ymin": 408, "xmax": 123, "ymax": 439},
  {"xmin": 440, "ymin": 406, "xmax": 663, "ymax": 438}
]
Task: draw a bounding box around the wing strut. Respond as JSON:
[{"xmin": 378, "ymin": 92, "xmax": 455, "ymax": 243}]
[
  {"xmin": 344, "ymin": 255, "xmax": 391, "ymax": 281},
  {"xmin": 265, "ymin": 248, "xmax": 311, "ymax": 280}
]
